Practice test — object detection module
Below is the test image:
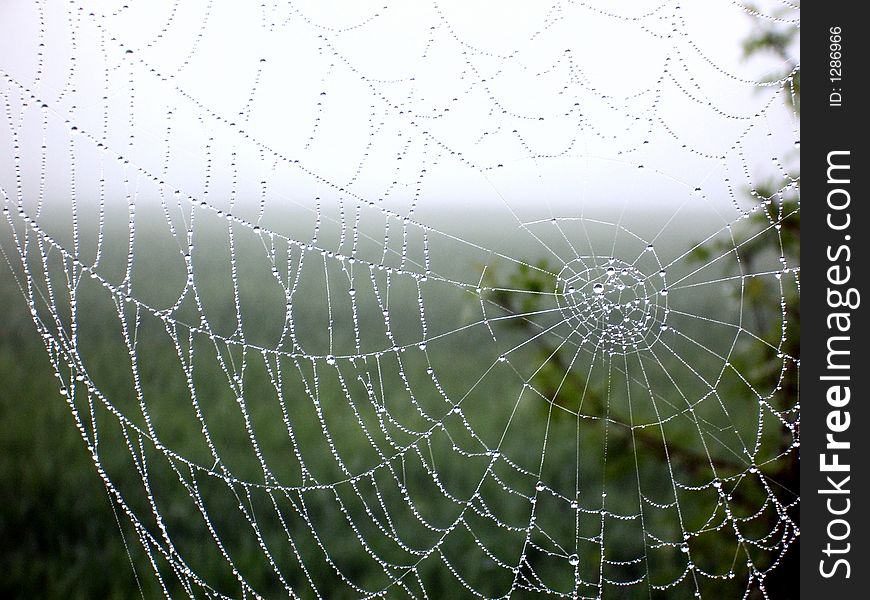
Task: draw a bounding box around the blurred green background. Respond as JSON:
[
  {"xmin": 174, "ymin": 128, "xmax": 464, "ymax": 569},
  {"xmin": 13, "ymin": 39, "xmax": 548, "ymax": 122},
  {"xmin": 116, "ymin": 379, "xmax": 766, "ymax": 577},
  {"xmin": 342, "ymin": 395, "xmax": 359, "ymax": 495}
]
[{"xmin": 0, "ymin": 200, "xmax": 798, "ymax": 599}]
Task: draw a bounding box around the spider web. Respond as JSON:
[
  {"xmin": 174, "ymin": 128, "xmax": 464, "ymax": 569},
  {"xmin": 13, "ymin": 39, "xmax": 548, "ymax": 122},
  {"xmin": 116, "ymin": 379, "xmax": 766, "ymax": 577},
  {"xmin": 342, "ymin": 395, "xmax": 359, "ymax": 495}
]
[{"xmin": 1, "ymin": 1, "xmax": 799, "ymax": 598}]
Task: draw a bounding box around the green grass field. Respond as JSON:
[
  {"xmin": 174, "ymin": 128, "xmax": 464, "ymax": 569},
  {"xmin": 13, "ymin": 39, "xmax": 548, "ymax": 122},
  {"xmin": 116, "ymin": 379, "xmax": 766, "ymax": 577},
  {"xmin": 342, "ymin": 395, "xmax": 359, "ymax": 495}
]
[{"xmin": 0, "ymin": 208, "xmax": 798, "ymax": 599}]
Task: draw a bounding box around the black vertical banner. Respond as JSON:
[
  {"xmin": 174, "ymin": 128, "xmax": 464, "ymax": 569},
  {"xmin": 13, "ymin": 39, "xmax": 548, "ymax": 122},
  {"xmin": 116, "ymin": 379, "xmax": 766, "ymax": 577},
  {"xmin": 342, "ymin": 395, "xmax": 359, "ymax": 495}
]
[{"xmin": 802, "ymin": 3, "xmax": 867, "ymax": 598}]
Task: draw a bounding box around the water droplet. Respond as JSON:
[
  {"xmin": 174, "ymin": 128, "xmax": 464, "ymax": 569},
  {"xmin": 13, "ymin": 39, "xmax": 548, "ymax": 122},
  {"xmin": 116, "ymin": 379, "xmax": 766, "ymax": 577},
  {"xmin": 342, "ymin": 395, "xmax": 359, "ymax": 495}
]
[
  {"xmin": 660, "ymin": 288, "xmax": 669, "ymax": 296},
  {"xmin": 593, "ymin": 283, "xmax": 605, "ymax": 294},
  {"xmin": 568, "ymin": 554, "xmax": 579, "ymax": 566},
  {"xmin": 326, "ymin": 355, "xmax": 336, "ymax": 365}
]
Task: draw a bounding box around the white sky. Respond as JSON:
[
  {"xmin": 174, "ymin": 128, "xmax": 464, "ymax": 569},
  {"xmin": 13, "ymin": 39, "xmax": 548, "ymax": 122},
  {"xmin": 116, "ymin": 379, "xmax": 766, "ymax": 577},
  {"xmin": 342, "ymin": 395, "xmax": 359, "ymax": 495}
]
[{"xmin": 1, "ymin": 0, "xmax": 799, "ymax": 228}]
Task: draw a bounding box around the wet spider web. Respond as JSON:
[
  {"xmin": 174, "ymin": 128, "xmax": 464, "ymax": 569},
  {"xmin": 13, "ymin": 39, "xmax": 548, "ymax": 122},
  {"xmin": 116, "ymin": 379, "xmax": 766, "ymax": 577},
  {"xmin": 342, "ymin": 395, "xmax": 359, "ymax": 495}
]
[{"xmin": 1, "ymin": 1, "xmax": 799, "ymax": 598}]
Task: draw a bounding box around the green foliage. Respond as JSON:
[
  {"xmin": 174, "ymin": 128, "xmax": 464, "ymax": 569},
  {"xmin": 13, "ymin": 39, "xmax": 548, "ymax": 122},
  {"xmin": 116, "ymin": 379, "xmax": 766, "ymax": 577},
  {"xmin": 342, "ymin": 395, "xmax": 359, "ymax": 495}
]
[{"xmin": 742, "ymin": 3, "xmax": 800, "ymax": 113}]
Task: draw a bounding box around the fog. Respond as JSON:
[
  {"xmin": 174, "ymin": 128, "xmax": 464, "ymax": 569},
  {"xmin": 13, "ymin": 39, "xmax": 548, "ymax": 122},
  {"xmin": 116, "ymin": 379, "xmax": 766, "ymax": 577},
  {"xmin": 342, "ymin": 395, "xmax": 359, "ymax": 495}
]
[{"xmin": 1, "ymin": 0, "xmax": 798, "ymax": 234}]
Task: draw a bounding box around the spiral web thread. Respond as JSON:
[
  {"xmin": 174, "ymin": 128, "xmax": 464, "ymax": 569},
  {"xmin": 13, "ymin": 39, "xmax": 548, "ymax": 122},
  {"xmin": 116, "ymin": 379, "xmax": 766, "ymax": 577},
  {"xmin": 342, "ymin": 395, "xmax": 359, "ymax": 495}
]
[{"xmin": 1, "ymin": 1, "xmax": 799, "ymax": 598}]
